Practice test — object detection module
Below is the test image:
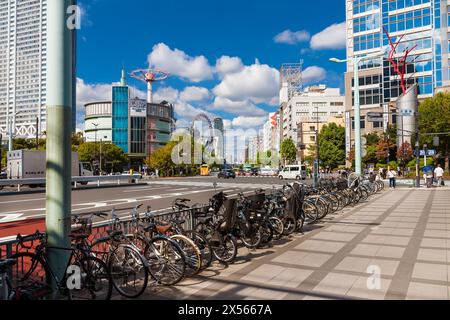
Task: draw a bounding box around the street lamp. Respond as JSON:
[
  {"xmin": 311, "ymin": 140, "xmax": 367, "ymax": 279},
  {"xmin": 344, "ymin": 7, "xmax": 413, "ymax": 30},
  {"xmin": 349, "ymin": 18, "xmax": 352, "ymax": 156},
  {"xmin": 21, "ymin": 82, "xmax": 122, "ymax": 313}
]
[
  {"xmin": 8, "ymin": 110, "xmax": 25, "ymax": 151},
  {"xmin": 330, "ymin": 49, "xmax": 387, "ymax": 176}
]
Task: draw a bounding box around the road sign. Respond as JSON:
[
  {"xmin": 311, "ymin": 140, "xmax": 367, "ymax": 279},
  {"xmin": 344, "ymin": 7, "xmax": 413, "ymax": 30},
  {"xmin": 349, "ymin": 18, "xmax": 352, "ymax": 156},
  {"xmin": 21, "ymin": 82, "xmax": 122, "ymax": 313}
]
[
  {"xmin": 367, "ymin": 112, "xmax": 384, "ymax": 123},
  {"xmin": 414, "ymin": 150, "xmax": 437, "ymax": 157}
]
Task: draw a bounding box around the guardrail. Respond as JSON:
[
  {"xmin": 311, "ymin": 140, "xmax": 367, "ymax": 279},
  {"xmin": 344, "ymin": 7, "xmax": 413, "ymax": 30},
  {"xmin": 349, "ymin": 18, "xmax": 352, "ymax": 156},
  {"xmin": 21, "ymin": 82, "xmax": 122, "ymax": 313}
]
[
  {"xmin": 0, "ymin": 205, "xmax": 202, "ymax": 259},
  {"xmin": 0, "ymin": 174, "xmax": 143, "ymax": 192}
]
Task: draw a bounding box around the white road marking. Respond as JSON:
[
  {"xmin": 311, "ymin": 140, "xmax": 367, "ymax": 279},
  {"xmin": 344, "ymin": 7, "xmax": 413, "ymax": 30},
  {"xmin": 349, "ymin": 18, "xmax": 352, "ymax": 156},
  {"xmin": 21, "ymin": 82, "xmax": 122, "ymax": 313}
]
[
  {"xmin": 0, "ymin": 198, "xmax": 46, "ymax": 205},
  {"xmin": 0, "ymin": 213, "xmax": 25, "ymax": 223}
]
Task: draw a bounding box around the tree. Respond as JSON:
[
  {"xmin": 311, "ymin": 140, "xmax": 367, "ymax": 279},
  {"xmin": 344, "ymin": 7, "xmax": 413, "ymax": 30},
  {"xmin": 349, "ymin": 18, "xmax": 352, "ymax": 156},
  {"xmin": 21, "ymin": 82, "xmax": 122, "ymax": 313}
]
[
  {"xmin": 364, "ymin": 132, "xmax": 380, "ymax": 147},
  {"xmin": 419, "ymin": 92, "xmax": 450, "ymax": 170},
  {"xmin": 280, "ymin": 138, "xmax": 297, "ymax": 165},
  {"xmin": 318, "ymin": 123, "xmax": 346, "ymax": 169},
  {"xmin": 397, "ymin": 142, "xmax": 413, "ymax": 172},
  {"xmin": 78, "ymin": 142, "xmax": 128, "ymax": 173}
]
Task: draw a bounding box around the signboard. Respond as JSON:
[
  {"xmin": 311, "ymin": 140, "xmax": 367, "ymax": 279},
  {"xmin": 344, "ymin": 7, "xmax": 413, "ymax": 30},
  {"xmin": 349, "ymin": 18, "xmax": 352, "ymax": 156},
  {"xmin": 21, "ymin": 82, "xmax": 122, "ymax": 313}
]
[
  {"xmin": 414, "ymin": 150, "xmax": 437, "ymax": 157},
  {"xmin": 367, "ymin": 112, "xmax": 384, "ymax": 123},
  {"xmin": 130, "ymin": 98, "xmax": 147, "ymax": 117},
  {"xmin": 345, "ymin": 112, "xmax": 351, "ymax": 157}
]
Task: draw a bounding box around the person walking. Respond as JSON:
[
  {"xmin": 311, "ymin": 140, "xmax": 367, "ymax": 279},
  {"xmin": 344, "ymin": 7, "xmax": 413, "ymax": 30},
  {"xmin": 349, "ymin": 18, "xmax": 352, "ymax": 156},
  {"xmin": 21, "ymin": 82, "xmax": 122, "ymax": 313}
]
[
  {"xmin": 388, "ymin": 167, "xmax": 397, "ymax": 189},
  {"xmin": 426, "ymin": 170, "xmax": 434, "ymax": 188},
  {"xmin": 434, "ymin": 165, "xmax": 444, "ymax": 187}
]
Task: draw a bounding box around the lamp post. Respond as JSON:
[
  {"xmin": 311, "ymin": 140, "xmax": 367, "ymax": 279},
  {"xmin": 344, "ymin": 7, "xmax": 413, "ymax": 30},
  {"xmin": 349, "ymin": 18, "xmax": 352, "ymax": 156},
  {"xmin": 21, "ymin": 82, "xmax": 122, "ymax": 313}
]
[
  {"xmin": 330, "ymin": 50, "xmax": 386, "ymax": 176},
  {"xmin": 7, "ymin": 110, "xmax": 25, "ymax": 152},
  {"xmin": 92, "ymin": 123, "xmax": 99, "ymax": 173}
]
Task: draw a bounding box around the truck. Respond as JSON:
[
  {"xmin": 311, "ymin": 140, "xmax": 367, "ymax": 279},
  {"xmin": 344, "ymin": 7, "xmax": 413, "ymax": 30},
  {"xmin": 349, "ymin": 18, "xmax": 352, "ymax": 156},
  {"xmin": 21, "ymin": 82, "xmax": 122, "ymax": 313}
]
[{"xmin": 6, "ymin": 150, "xmax": 93, "ymax": 186}]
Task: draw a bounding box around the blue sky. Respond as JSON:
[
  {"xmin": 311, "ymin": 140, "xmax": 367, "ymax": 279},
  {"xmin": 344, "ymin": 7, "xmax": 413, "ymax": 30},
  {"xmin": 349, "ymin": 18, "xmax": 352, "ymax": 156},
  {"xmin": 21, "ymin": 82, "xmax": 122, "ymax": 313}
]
[{"xmin": 76, "ymin": 0, "xmax": 347, "ymax": 129}]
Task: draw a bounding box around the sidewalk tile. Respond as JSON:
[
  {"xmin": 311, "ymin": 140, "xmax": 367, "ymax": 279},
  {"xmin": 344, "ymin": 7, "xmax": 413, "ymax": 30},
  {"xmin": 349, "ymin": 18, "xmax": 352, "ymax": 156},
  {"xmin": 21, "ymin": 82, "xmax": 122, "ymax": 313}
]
[
  {"xmin": 313, "ymin": 273, "xmax": 359, "ymax": 297},
  {"xmin": 347, "ymin": 276, "xmax": 392, "ymax": 300},
  {"xmin": 295, "ymin": 240, "xmax": 346, "ymax": 253},
  {"xmin": 407, "ymin": 282, "xmax": 449, "ymax": 300},
  {"xmin": 412, "ymin": 263, "xmax": 448, "ymax": 282}
]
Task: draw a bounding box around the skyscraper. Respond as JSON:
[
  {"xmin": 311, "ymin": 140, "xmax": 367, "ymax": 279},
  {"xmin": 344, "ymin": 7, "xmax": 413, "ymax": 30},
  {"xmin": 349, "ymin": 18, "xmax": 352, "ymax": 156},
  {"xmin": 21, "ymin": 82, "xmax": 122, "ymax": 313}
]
[{"xmin": 0, "ymin": 0, "xmax": 47, "ymax": 140}]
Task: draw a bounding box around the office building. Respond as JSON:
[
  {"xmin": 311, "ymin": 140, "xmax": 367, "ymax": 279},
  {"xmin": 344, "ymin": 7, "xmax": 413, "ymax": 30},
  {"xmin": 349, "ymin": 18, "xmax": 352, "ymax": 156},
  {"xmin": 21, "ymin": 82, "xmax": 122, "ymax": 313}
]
[
  {"xmin": 0, "ymin": 0, "xmax": 47, "ymax": 141},
  {"xmin": 280, "ymin": 85, "xmax": 345, "ymax": 161},
  {"xmin": 84, "ymin": 69, "xmax": 175, "ymax": 164},
  {"xmin": 345, "ymin": 0, "xmax": 447, "ymax": 156}
]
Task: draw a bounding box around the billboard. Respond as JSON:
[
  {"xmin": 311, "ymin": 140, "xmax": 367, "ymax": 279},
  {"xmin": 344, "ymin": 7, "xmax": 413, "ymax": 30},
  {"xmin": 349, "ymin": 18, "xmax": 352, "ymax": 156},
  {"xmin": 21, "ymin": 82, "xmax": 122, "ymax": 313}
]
[{"xmin": 130, "ymin": 98, "xmax": 147, "ymax": 117}]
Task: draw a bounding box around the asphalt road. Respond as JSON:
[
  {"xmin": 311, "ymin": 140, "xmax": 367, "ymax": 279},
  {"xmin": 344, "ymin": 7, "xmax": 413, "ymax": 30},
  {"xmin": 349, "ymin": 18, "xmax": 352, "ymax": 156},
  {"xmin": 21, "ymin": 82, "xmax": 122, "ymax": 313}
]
[{"xmin": 0, "ymin": 176, "xmax": 310, "ymax": 239}]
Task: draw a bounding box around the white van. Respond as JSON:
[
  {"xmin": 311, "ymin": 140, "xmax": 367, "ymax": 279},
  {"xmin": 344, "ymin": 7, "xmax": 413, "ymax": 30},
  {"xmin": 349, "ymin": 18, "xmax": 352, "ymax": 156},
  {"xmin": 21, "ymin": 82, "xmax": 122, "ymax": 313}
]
[{"xmin": 279, "ymin": 165, "xmax": 307, "ymax": 180}]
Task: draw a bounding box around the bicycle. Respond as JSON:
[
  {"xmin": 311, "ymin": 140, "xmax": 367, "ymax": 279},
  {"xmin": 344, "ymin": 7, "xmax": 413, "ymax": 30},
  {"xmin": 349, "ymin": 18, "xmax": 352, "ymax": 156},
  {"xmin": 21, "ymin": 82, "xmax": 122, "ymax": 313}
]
[{"xmin": 10, "ymin": 231, "xmax": 112, "ymax": 300}]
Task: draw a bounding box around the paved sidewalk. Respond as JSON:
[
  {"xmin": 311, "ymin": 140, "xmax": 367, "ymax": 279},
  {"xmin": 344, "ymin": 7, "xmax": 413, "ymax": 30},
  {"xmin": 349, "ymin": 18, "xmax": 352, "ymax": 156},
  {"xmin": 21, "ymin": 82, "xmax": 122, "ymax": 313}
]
[{"xmin": 121, "ymin": 189, "xmax": 450, "ymax": 301}]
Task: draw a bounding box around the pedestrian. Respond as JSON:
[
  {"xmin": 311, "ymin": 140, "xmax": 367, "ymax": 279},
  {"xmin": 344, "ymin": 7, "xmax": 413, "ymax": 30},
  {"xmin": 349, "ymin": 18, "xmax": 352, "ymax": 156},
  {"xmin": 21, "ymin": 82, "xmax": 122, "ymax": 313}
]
[
  {"xmin": 434, "ymin": 165, "xmax": 444, "ymax": 187},
  {"xmin": 388, "ymin": 167, "xmax": 397, "ymax": 189},
  {"xmin": 155, "ymin": 169, "xmax": 159, "ymax": 178},
  {"xmin": 426, "ymin": 171, "xmax": 434, "ymax": 188}
]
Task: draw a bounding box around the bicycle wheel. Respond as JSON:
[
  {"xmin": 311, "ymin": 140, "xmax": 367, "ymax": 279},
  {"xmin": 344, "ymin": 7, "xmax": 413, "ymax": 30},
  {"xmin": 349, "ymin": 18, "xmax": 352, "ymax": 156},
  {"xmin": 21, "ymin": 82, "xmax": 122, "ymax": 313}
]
[
  {"xmin": 269, "ymin": 217, "xmax": 284, "ymax": 240},
  {"xmin": 184, "ymin": 230, "xmax": 213, "ymax": 270},
  {"xmin": 283, "ymin": 216, "xmax": 297, "ymax": 235},
  {"xmin": 69, "ymin": 256, "xmax": 112, "ymax": 300},
  {"xmin": 241, "ymin": 224, "xmax": 262, "ymax": 249},
  {"xmin": 9, "ymin": 252, "xmax": 52, "ymax": 300},
  {"xmin": 109, "ymin": 244, "xmax": 149, "ymax": 299},
  {"xmin": 212, "ymin": 234, "xmax": 238, "ymax": 264},
  {"xmin": 303, "ymin": 201, "xmax": 319, "ymax": 224},
  {"xmin": 144, "ymin": 237, "xmax": 186, "ymax": 286},
  {"xmin": 170, "ymin": 234, "xmax": 201, "ymax": 277}
]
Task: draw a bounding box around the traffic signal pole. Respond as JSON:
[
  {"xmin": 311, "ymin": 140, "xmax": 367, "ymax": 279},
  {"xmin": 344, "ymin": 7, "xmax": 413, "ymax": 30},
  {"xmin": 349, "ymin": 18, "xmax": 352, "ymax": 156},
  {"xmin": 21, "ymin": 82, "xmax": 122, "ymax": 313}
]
[{"xmin": 45, "ymin": 0, "xmax": 75, "ymax": 285}]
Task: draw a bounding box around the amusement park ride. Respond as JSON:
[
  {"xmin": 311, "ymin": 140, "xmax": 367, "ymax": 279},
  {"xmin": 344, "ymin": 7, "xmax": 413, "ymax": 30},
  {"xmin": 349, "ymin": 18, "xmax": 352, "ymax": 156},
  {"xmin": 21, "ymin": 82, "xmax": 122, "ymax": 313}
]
[{"xmin": 130, "ymin": 68, "xmax": 170, "ymax": 104}]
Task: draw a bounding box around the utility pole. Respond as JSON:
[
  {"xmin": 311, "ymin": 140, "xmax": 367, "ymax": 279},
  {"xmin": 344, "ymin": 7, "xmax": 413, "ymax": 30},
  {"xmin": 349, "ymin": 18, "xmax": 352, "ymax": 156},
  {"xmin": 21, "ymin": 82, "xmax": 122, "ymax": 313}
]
[
  {"xmin": 314, "ymin": 106, "xmax": 319, "ymax": 187},
  {"xmin": 35, "ymin": 116, "xmax": 39, "ymax": 150},
  {"xmin": 100, "ymin": 138, "xmax": 103, "ymax": 176},
  {"xmin": 45, "ymin": 0, "xmax": 75, "ymax": 286},
  {"xmin": 415, "ymin": 112, "xmax": 421, "ymax": 188}
]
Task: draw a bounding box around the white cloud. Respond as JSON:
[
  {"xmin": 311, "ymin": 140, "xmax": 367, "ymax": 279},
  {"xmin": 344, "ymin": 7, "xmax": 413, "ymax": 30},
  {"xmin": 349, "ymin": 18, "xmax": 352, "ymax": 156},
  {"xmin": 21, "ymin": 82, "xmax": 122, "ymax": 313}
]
[
  {"xmin": 215, "ymin": 56, "xmax": 244, "ymax": 77},
  {"xmin": 274, "ymin": 30, "xmax": 310, "ymax": 45},
  {"xmin": 148, "ymin": 43, "xmax": 214, "ymax": 82},
  {"xmin": 231, "ymin": 116, "xmax": 267, "ymax": 129},
  {"xmin": 210, "ymin": 97, "xmax": 267, "ymax": 117},
  {"xmin": 213, "ymin": 61, "xmax": 280, "ymax": 105},
  {"xmin": 302, "ymin": 66, "xmax": 327, "ymax": 84},
  {"xmin": 310, "ymin": 22, "xmax": 346, "ymax": 50},
  {"xmin": 153, "ymin": 86, "xmax": 180, "ymax": 103},
  {"xmin": 180, "ymin": 86, "xmax": 212, "ymax": 102}
]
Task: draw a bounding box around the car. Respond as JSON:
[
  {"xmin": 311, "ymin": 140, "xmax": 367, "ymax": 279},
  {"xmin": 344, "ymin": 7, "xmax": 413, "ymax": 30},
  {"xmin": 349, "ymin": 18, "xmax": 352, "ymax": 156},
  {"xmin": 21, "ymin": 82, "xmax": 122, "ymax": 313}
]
[
  {"xmin": 218, "ymin": 169, "xmax": 236, "ymax": 179},
  {"xmin": 251, "ymin": 168, "xmax": 259, "ymax": 176},
  {"xmin": 260, "ymin": 167, "xmax": 279, "ymax": 177},
  {"xmin": 279, "ymin": 165, "xmax": 307, "ymax": 180}
]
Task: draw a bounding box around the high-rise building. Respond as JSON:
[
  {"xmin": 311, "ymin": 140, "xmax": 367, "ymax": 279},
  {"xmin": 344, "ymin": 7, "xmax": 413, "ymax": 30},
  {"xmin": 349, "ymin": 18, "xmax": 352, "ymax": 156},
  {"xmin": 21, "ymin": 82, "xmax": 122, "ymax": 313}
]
[
  {"xmin": 345, "ymin": 0, "xmax": 447, "ymax": 156},
  {"xmin": 0, "ymin": 0, "xmax": 47, "ymax": 141}
]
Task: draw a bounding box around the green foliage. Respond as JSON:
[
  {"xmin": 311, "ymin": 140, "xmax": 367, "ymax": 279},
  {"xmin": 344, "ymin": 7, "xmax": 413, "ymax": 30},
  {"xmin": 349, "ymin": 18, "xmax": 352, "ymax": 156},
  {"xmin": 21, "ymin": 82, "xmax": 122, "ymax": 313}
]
[
  {"xmin": 78, "ymin": 142, "xmax": 128, "ymax": 173},
  {"xmin": 419, "ymin": 93, "xmax": 450, "ymax": 155},
  {"xmin": 318, "ymin": 123, "xmax": 346, "ymax": 169},
  {"xmin": 364, "ymin": 133, "xmax": 380, "ymax": 146},
  {"xmin": 280, "ymin": 138, "xmax": 297, "ymax": 164}
]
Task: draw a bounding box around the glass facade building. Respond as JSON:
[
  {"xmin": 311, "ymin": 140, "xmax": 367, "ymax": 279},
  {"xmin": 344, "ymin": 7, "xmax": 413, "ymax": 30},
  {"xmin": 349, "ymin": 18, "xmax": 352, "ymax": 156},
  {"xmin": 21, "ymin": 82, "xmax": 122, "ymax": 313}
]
[
  {"xmin": 112, "ymin": 86, "xmax": 130, "ymax": 154},
  {"xmin": 344, "ymin": 0, "xmax": 449, "ymax": 158}
]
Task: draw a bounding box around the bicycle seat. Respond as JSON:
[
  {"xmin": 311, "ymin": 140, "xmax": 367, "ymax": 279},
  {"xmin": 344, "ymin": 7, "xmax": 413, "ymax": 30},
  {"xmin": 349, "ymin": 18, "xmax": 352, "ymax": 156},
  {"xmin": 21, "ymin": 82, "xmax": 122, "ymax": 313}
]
[
  {"xmin": 156, "ymin": 225, "xmax": 173, "ymax": 234},
  {"xmin": 0, "ymin": 259, "xmax": 16, "ymax": 272}
]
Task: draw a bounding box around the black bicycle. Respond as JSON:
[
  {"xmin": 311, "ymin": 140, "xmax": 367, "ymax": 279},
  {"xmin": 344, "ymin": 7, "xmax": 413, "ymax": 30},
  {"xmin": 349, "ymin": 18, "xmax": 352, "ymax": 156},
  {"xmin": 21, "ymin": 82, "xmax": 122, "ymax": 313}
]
[{"xmin": 10, "ymin": 231, "xmax": 113, "ymax": 300}]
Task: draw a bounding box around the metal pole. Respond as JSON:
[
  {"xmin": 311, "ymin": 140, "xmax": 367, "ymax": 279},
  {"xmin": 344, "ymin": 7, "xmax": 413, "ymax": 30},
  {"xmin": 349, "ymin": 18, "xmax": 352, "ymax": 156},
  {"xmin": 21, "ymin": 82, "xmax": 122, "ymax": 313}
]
[
  {"xmin": 36, "ymin": 116, "xmax": 39, "ymax": 150},
  {"xmin": 415, "ymin": 112, "xmax": 420, "ymax": 188},
  {"xmin": 100, "ymin": 139, "xmax": 102, "ymax": 176},
  {"xmin": 353, "ymin": 57, "xmax": 362, "ymax": 176},
  {"xmin": 8, "ymin": 116, "xmax": 13, "ymax": 152},
  {"xmin": 46, "ymin": 0, "xmax": 74, "ymax": 285},
  {"xmin": 314, "ymin": 106, "xmax": 319, "ymax": 187}
]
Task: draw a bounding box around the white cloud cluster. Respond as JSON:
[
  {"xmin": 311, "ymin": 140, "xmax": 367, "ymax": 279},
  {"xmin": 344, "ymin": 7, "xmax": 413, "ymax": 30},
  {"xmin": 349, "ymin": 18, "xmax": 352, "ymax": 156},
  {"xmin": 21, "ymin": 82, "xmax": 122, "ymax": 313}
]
[
  {"xmin": 215, "ymin": 56, "xmax": 244, "ymax": 77},
  {"xmin": 274, "ymin": 30, "xmax": 310, "ymax": 45},
  {"xmin": 148, "ymin": 43, "xmax": 214, "ymax": 82},
  {"xmin": 180, "ymin": 86, "xmax": 212, "ymax": 102},
  {"xmin": 310, "ymin": 22, "xmax": 346, "ymax": 50},
  {"xmin": 210, "ymin": 97, "xmax": 267, "ymax": 117},
  {"xmin": 213, "ymin": 62, "xmax": 280, "ymax": 105},
  {"xmin": 302, "ymin": 66, "xmax": 327, "ymax": 84}
]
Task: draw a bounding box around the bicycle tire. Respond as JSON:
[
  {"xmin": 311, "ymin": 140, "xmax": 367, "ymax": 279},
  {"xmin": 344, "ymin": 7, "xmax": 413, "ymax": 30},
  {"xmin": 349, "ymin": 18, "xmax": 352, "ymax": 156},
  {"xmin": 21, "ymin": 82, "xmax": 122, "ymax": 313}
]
[
  {"xmin": 144, "ymin": 237, "xmax": 186, "ymax": 286},
  {"xmin": 109, "ymin": 244, "xmax": 149, "ymax": 299},
  {"xmin": 170, "ymin": 234, "xmax": 201, "ymax": 277},
  {"xmin": 184, "ymin": 230, "xmax": 213, "ymax": 270}
]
